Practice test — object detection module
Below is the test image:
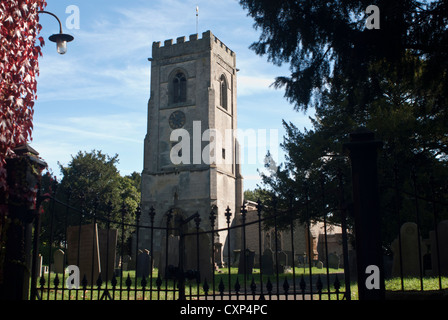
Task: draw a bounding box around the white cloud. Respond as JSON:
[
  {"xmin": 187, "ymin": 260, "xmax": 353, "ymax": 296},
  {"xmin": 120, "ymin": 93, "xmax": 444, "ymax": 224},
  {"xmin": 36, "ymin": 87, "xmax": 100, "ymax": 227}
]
[
  {"xmin": 32, "ymin": 110, "xmax": 146, "ymax": 175},
  {"xmin": 237, "ymin": 75, "xmax": 275, "ymax": 96},
  {"xmin": 35, "ymin": 112, "xmax": 145, "ymax": 144}
]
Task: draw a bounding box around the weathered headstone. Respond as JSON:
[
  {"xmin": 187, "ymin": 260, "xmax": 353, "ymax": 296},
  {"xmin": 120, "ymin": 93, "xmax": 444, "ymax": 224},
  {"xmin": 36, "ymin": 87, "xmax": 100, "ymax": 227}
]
[
  {"xmin": 261, "ymin": 249, "xmax": 274, "ymax": 275},
  {"xmin": 430, "ymin": 220, "xmax": 448, "ymax": 276},
  {"xmin": 232, "ymin": 250, "xmax": 241, "ymax": 267},
  {"xmin": 391, "ymin": 222, "xmax": 423, "ymax": 278},
  {"xmin": 328, "ymin": 253, "xmax": 340, "ymax": 269},
  {"xmin": 305, "ymin": 229, "xmax": 319, "ymax": 262},
  {"xmin": 184, "ymin": 232, "xmax": 212, "ymax": 282},
  {"xmin": 98, "ymin": 228, "xmax": 118, "ymax": 281},
  {"xmin": 122, "ymin": 255, "xmax": 131, "ymax": 271},
  {"xmin": 238, "ymin": 249, "xmax": 255, "ymax": 275},
  {"xmin": 136, "ymin": 249, "xmax": 151, "ymax": 278},
  {"xmin": 285, "ymin": 251, "xmax": 294, "ymax": 269},
  {"xmin": 316, "ymin": 261, "xmax": 324, "ymax": 269},
  {"xmin": 158, "ymin": 234, "xmax": 180, "ymax": 278},
  {"xmin": 214, "ymin": 243, "xmax": 223, "ymax": 267},
  {"xmin": 277, "ymin": 251, "xmax": 288, "ymax": 269},
  {"xmin": 115, "ymin": 256, "xmax": 122, "ymax": 277},
  {"xmin": 36, "ymin": 254, "xmax": 43, "ymax": 278},
  {"xmin": 67, "ymin": 223, "xmax": 101, "ymax": 285},
  {"xmin": 297, "ymin": 253, "xmax": 306, "ymax": 266},
  {"xmin": 53, "ymin": 249, "xmax": 65, "ymax": 274}
]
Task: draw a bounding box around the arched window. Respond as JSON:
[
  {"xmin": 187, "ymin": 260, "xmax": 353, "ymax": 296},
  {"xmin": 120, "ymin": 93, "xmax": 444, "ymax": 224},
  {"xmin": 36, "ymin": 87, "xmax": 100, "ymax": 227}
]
[
  {"xmin": 220, "ymin": 74, "xmax": 228, "ymax": 110},
  {"xmin": 172, "ymin": 72, "xmax": 187, "ymax": 103}
]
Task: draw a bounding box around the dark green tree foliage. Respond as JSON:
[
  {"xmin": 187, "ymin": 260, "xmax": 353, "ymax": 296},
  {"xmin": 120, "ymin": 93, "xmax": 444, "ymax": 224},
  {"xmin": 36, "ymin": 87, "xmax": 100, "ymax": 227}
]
[
  {"xmin": 244, "ymin": 188, "xmax": 273, "ymax": 204},
  {"xmin": 126, "ymin": 171, "xmax": 142, "ymax": 193},
  {"xmin": 240, "ymin": 0, "xmax": 448, "ymax": 112},
  {"xmin": 39, "ymin": 151, "xmax": 140, "ymax": 260},
  {"xmin": 240, "ymin": 0, "xmax": 448, "ymax": 246}
]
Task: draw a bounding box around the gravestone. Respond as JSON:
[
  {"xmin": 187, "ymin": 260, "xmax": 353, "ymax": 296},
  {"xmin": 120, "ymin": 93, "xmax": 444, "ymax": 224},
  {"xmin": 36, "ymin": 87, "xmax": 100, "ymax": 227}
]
[
  {"xmin": 158, "ymin": 235, "xmax": 180, "ymax": 278},
  {"xmin": 285, "ymin": 251, "xmax": 294, "ymax": 269},
  {"xmin": 53, "ymin": 249, "xmax": 65, "ymax": 274},
  {"xmin": 184, "ymin": 232, "xmax": 212, "ymax": 282},
  {"xmin": 115, "ymin": 256, "xmax": 122, "ymax": 277},
  {"xmin": 430, "ymin": 220, "xmax": 448, "ymax": 276},
  {"xmin": 238, "ymin": 249, "xmax": 255, "ymax": 275},
  {"xmin": 67, "ymin": 223, "xmax": 101, "ymax": 285},
  {"xmin": 316, "ymin": 261, "xmax": 324, "ymax": 269},
  {"xmin": 277, "ymin": 251, "xmax": 288, "ymax": 269},
  {"xmin": 122, "ymin": 255, "xmax": 131, "ymax": 271},
  {"xmin": 391, "ymin": 222, "xmax": 423, "ymax": 278},
  {"xmin": 36, "ymin": 254, "xmax": 43, "ymax": 278},
  {"xmin": 261, "ymin": 249, "xmax": 274, "ymax": 275},
  {"xmin": 136, "ymin": 249, "xmax": 151, "ymax": 278},
  {"xmin": 214, "ymin": 243, "xmax": 223, "ymax": 267},
  {"xmin": 328, "ymin": 253, "xmax": 340, "ymax": 269},
  {"xmin": 297, "ymin": 254, "xmax": 306, "ymax": 266},
  {"xmin": 232, "ymin": 250, "xmax": 241, "ymax": 267},
  {"xmin": 305, "ymin": 229, "xmax": 319, "ymax": 262},
  {"xmin": 98, "ymin": 228, "xmax": 118, "ymax": 281}
]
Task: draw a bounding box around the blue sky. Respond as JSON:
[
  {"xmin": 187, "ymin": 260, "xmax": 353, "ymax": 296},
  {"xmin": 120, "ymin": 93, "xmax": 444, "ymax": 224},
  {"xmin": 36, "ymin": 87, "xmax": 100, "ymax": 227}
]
[{"xmin": 33, "ymin": 0, "xmax": 312, "ymax": 191}]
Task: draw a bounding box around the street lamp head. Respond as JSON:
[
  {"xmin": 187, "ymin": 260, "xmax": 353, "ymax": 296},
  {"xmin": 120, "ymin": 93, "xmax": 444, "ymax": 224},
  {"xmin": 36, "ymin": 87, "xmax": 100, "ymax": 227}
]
[
  {"xmin": 49, "ymin": 33, "xmax": 74, "ymax": 55},
  {"xmin": 38, "ymin": 10, "xmax": 74, "ymax": 54}
]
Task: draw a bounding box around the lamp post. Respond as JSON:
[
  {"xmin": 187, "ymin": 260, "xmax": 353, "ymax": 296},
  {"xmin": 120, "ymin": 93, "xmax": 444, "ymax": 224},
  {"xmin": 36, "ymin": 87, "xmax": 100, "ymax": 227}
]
[
  {"xmin": 38, "ymin": 10, "xmax": 74, "ymax": 54},
  {"xmin": 0, "ymin": 10, "xmax": 74, "ymax": 301}
]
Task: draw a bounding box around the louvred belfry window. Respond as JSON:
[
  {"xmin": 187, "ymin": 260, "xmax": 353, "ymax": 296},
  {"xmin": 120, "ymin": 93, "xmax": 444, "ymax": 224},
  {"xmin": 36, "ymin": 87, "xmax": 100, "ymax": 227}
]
[
  {"xmin": 220, "ymin": 74, "xmax": 227, "ymax": 110},
  {"xmin": 172, "ymin": 72, "xmax": 186, "ymax": 103}
]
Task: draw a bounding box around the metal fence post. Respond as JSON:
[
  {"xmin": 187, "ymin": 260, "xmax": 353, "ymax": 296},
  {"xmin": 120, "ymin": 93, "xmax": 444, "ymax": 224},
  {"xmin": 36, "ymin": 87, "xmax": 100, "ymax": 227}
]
[
  {"xmin": 344, "ymin": 127, "xmax": 385, "ymax": 300},
  {"xmin": 1, "ymin": 144, "xmax": 46, "ymax": 300}
]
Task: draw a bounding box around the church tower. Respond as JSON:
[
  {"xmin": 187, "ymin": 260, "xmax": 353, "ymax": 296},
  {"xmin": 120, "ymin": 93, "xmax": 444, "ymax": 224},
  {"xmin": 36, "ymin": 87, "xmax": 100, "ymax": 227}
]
[{"xmin": 141, "ymin": 31, "xmax": 243, "ymax": 276}]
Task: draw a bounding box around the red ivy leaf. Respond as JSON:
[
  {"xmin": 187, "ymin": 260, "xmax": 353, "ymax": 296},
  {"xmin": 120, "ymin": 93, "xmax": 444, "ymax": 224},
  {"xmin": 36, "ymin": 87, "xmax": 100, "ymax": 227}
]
[{"xmin": 0, "ymin": 0, "xmax": 47, "ymax": 215}]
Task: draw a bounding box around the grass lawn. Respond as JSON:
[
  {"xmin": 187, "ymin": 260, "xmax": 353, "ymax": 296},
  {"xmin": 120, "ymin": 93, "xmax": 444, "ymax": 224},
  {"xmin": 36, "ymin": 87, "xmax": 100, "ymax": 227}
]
[{"xmin": 33, "ymin": 267, "xmax": 448, "ymax": 300}]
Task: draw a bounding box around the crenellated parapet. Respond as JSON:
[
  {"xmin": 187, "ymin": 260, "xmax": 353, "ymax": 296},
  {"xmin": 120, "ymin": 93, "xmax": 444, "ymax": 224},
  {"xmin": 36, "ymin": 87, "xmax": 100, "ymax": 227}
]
[{"xmin": 152, "ymin": 30, "xmax": 235, "ymax": 61}]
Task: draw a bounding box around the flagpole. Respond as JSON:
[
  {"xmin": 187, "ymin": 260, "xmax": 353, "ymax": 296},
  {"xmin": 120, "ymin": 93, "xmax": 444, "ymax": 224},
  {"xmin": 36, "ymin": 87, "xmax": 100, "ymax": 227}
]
[{"xmin": 196, "ymin": 6, "xmax": 199, "ymax": 34}]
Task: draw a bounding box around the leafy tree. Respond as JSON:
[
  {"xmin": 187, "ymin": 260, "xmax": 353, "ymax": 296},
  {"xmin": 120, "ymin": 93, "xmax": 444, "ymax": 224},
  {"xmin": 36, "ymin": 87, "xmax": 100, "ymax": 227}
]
[
  {"xmin": 243, "ymin": 188, "xmax": 273, "ymax": 204},
  {"xmin": 126, "ymin": 171, "xmax": 141, "ymax": 193},
  {"xmin": 39, "ymin": 151, "xmax": 139, "ymax": 256},
  {"xmin": 58, "ymin": 150, "xmax": 123, "ymax": 215}
]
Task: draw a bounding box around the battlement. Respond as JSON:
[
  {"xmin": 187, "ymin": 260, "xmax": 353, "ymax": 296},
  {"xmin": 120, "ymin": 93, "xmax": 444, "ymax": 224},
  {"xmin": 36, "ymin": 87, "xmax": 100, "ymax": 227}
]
[{"xmin": 152, "ymin": 30, "xmax": 235, "ymax": 59}]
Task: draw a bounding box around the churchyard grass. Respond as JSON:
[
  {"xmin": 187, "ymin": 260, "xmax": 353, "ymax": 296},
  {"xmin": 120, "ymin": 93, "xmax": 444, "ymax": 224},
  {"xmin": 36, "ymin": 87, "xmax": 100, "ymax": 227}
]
[
  {"xmin": 385, "ymin": 276, "xmax": 448, "ymax": 291},
  {"xmin": 36, "ymin": 266, "xmax": 346, "ymax": 300},
  {"xmin": 34, "ymin": 267, "xmax": 448, "ymax": 300}
]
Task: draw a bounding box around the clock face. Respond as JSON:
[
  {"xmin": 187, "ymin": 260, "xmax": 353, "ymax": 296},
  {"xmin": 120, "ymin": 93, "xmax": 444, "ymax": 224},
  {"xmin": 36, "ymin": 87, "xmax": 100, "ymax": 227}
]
[{"xmin": 169, "ymin": 111, "xmax": 186, "ymax": 129}]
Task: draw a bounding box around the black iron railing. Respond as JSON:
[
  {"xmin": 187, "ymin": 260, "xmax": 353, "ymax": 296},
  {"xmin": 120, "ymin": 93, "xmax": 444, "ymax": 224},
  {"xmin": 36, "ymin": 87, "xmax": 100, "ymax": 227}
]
[{"xmin": 29, "ymin": 178, "xmax": 353, "ymax": 301}]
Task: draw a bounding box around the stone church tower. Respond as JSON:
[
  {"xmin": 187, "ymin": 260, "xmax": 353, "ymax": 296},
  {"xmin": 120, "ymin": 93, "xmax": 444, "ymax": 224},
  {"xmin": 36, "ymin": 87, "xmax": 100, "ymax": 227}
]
[{"xmin": 141, "ymin": 31, "xmax": 243, "ymax": 278}]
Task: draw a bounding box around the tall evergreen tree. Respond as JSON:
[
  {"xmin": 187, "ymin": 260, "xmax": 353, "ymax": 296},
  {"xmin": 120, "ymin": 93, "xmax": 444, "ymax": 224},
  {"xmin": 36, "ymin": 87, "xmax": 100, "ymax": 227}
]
[{"xmin": 239, "ymin": 0, "xmax": 448, "ymax": 245}]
